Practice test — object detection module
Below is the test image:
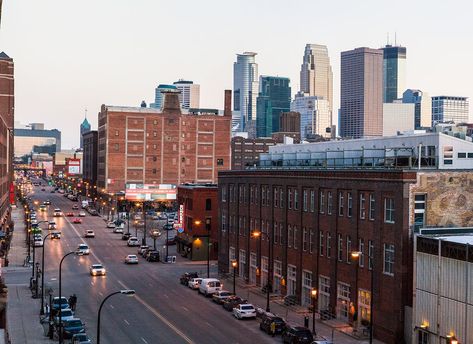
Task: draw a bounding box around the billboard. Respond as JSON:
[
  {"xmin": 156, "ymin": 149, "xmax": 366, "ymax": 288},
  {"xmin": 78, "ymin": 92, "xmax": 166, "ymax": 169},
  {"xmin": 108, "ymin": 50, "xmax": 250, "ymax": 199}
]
[
  {"xmin": 125, "ymin": 183, "xmax": 177, "ymax": 201},
  {"xmin": 67, "ymin": 158, "xmax": 81, "ymax": 176}
]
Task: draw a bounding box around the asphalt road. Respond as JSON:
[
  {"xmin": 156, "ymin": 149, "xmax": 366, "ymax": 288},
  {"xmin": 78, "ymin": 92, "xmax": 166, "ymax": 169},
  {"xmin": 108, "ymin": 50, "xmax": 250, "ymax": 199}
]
[{"xmin": 30, "ymin": 184, "xmax": 277, "ymax": 344}]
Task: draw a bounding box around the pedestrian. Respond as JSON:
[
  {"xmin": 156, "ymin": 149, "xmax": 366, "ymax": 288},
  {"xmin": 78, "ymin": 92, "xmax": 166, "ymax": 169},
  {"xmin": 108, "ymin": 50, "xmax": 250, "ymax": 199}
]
[
  {"xmin": 68, "ymin": 295, "xmax": 73, "ymax": 309},
  {"xmin": 270, "ymin": 320, "xmax": 276, "ymax": 337},
  {"xmin": 71, "ymin": 294, "xmax": 77, "ymax": 311}
]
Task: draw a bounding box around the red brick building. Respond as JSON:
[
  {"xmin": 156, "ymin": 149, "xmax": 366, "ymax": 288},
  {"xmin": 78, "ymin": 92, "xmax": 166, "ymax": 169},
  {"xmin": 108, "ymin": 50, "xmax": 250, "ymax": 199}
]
[
  {"xmin": 231, "ymin": 136, "xmax": 275, "ymax": 170},
  {"xmin": 176, "ymin": 183, "xmax": 218, "ymax": 261},
  {"xmin": 0, "ymin": 52, "xmax": 14, "ymax": 231},
  {"xmin": 218, "ymin": 169, "xmax": 417, "ymax": 344},
  {"xmin": 97, "ymin": 90, "xmax": 232, "ymax": 193}
]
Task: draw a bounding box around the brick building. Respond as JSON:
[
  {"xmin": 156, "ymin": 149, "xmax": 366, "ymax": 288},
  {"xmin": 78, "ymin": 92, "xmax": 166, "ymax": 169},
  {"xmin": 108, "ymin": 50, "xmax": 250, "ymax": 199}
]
[
  {"xmin": 0, "ymin": 52, "xmax": 14, "ymax": 231},
  {"xmin": 231, "ymin": 136, "xmax": 275, "ymax": 170},
  {"xmin": 82, "ymin": 130, "xmax": 98, "ymax": 185},
  {"xmin": 176, "ymin": 184, "xmax": 218, "ymax": 261},
  {"xmin": 97, "ymin": 90, "xmax": 232, "ymax": 193}
]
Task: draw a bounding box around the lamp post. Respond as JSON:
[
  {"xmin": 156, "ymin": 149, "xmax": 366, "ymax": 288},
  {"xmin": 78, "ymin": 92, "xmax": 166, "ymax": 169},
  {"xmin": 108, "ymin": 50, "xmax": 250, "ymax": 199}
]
[
  {"xmin": 48, "ymin": 288, "xmax": 54, "ymax": 339},
  {"xmin": 251, "ymin": 230, "xmax": 271, "ymax": 312},
  {"xmin": 231, "ymin": 260, "xmax": 237, "ymax": 295},
  {"xmin": 31, "ymin": 220, "xmax": 49, "ymax": 289},
  {"xmin": 151, "ymin": 230, "xmax": 160, "ymax": 250},
  {"xmin": 58, "ymin": 251, "xmax": 78, "ymax": 344},
  {"xmin": 142, "ymin": 202, "xmax": 147, "ymax": 246},
  {"xmin": 35, "ymin": 262, "xmax": 40, "ymax": 298},
  {"xmin": 311, "ymin": 288, "xmax": 317, "ymax": 334},
  {"xmin": 40, "ymin": 232, "xmax": 55, "ymax": 315},
  {"xmin": 97, "ymin": 290, "xmax": 136, "ymax": 344}
]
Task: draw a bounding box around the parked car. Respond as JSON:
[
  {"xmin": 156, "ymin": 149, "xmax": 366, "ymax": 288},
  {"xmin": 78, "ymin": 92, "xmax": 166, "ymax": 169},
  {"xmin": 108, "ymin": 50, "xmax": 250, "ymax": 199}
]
[
  {"xmin": 125, "ymin": 254, "xmax": 139, "ymax": 264},
  {"xmin": 62, "ymin": 318, "xmax": 85, "ymax": 339},
  {"xmin": 198, "ymin": 278, "xmax": 222, "ymax": 296},
  {"xmin": 122, "ymin": 232, "xmax": 132, "ymax": 240},
  {"xmin": 146, "ymin": 251, "xmax": 160, "ymax": 262},
  {"xmin": 233, "ymin": 303, "xmax": 257, "ymax": 319},
  {"xmin": 137, "ymin": 245, "xmax": 150, "ymax": 255},
  {"xmin": 71, "ymin": 333, "xmax": 91, "ymax": 344},
  {"xmin": 76, "ymin": 244, "xmax": 90, "ymax": 255},
  {"xmin": 51, "ymin": 231, "xmax": 61, "ymax": 239},
  {"xmin": 73, "ymin": 218, "xmax": 82, "ymax": 224},
  {"xmin": 222, "ymin": 296, "xmax": 247, "ymax": 311},
  {"xmin": 34, "ymin": 237, "xmax": 43, "ymax": 247},
  {"xmin": 188, "ymin": 278, "xmax": 203, "ymax": 290},
  {"xmin": 78, "ymin": 211, "xmax": 86, "ymax": 217},
  {"xmin": 260, "ymin": 314, "xmax": 286, "ymax": 335},
  {"xmin": 53, "ymin": 308, "xmax": 75, "ymax": 323},
  {"xmin": 180, "ymin": 272, "xmax": 198, "ymax": 285},
  {"xmin": 89, "ymin": 264, "xmax": 106, "ymax": 276},
  {"xmin": 84, "ymin": 230, "xmax": 95, "ymax": 238},
  {"xmin": 52, "ymin": 296, "xmax": 69, "ymax": 310},
  {"xmin": 106, "ymin": 221, "xmax": 116, "ymax": 228},
  {"xmin": 212, "ymin": 290, "xmax": 233, "ymax": 304},
  {"xmin": 127, "ymin": 237, "xmax": 140, "ymax": 247},
  {"xmin": 282, "ymin": 325, "xmax": 314, "ymax": 344}
]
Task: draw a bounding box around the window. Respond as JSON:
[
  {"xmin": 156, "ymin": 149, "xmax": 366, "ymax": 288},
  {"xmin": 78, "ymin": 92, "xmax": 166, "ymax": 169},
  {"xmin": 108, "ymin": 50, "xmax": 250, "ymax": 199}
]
[
  {"xmin": 115, "ymin": 130, "xmax": 119, "ymax": 136},
  {"xmin": 249, "ymin": 186, "xmax": 254, "ymax": 204},
  {"xmin": 294, "ymin": 190, "xmax": 299, "ymax": 210},
  {"xmin": 153, "ymin": 131, "xmax": 157, "ymax": 137},
  {"xmin": 279, "ymin": 189, "xmax": 284, "ymax": 208},
  {"xmin": 302, "ymin": 270, "xmax": 313, "ymax": 306},
  {"xmin": 152, "ymin": 168, "xmax": 157, "ymax": 174},
  {"xmin": 153, "ymin": 156, "xmax": 157, "ymax": 162},
  {"xmin": 274, "ymin": 188, "xmax": 279, "ymax": 208},
  {"xmin": 293, "ymin": 226, "xmax": 298, "ymax": 249},
  {"xmin": 458, "ymin": 152, "xmax": 467, "ymax": 158},
  {"xmin": 337, "ymin": 234, "xmax": 343, "ymax": 261},
  {"xmin": 383, "ymin": 243, "xmax": 395, "ymax": 275},
  {"xmin": 327, "ymin": 192, "xmax": 333, "ymax": 214},
  {"xmin": 326, "ymin": 233, "xmax": 332, "ymax": 258},
  {"xmin": 302, "ymin": 228, "xmax": 308, "ymax": 251},
  {"xmin": 309, "ymin": 229, "xmax": 314, "ymax": 253},
  {"xmin": 217, "ymin": 159, "xmax": 224, "ymax": 166},
  {"xmin": 360, "ymin": 193, "xmax": 366, "ymax": 219},
  {"xmin": 205, "ymin": 199, "xmax": 212, "ymax": 211},
  {"xmin": 368, "ymin": 240, "xmax": 374, "ymax": 270},
  {"xmin": 153, "ymin": 144, "xmax": 157, "ymax": 149},
  {"xmin": 303, "ymin": 190, "xmax": 308, "ymax": 212},
  {"xmin": 288, "ymin": 189, "xmax": 293, "ymax": 209},
  {"xmin": 261, "ymin": 186, "xmax": 266, "ymax": 206},
  {"xmin": 414, "ymin": 194, "xmax": 426, "ymax": 232},
  {"xmin": 358, "ymin": 239, "xmax": 365, "ymax": 267},
  {"xmin": 318, "ymin": 276, "xmax": 330, "ymax": 312},
  {"xmin": 347, "ymin": 192, "xmax": 353, "ymax": 217},
  {"xmin": 274, "ymin": 222, "xmax": 278, "ymax": 244},
  {"xmin": 310, "ymin": 190, "xmax": 315, "ymax": 212},
  {"xmin": 114, "ymin": 143, "xmax": 119, "ymax": 151},
  {"xmin": 319, "ymin": 191, "xmax": 325, "ymax": 213},
  {"xmin": 288, "ymin": 225, "xmax": 293, "ymax": 248},
  {"xmin": 221, "ymin": 214, "xmax": 226, "ymax": 232},
  {"xmin": 418, "ymin": 330, "xmax": 430, "ymax": 344},
  {"xmin": 222, "ymin": 187, "xmax": 227, "ymax": 202},
  {"xmin": 346, "ymin": 236, "xmax": 351, "ymax": 263},
  {"xmin": 338, "ymin": 192, "xmax": 344, "ymax": 216},
  {"xmin": 369, "ymin": 194, "xmax": 375, "ymax": 220},
  {"xmin": 358, "ymin": 289, "xmax": 371, "ymax": 324},
  {"xmin": 468, "ymin": 153, "xmax": 473, "ymax": 159},
  {"xmin": 384, "ymin": 198, "xmax": 395, "ymax": 223},
  {"xmin": 319, "ymin": 232, "xmax": 324, "ymax": 256},
  {"xmin": 229, "ymin": 246, "xmax": 236, "ymax": 269},
  {"xmin": 279, "ymin": 224, "xmax": 283, "ymax": 245}
]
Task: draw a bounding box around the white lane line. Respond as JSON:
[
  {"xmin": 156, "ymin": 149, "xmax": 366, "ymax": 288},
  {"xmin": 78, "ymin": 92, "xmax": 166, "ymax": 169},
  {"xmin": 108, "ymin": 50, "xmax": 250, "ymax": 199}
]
[
  {"xmin": 163, "ymin": 294, "xmax": 169, "ymax": 299},
  {"xmin": 91, "ymin": 281, "xmax": 94, "ymax": 286},
  {"xmin": 124, "ymin": 319, "xmax": 130, "ymax": 325},
  {"xmin": 117, "ymin": 280, "xmax": 194, "ymax": 344},
  {"xmin": 110, "ymin": 304, "xmax": 114, "ymax": 309},
  {"xmin": 205, "ymin": 322, "xmax": 212, "ymax": 327},
  {"xmin": 141, "ymin": 338, "xmax": 148, "ymax": 344},
  {"xmin": 182, "ymin": 306, "xmax": 189, "ymax": 312},
  {"xmin": 98, "ymin": 292, "xmax": 103, "ymax": 297}
]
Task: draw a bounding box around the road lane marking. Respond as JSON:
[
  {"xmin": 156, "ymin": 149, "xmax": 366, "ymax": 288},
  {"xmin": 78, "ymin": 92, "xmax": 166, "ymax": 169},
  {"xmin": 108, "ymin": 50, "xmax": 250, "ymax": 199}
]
[
  {"xmin": 141, "ymin": 338, "xmax": 148, "ymax": 344},
  {"xmin": 182, "ymin": 306, "xmax": 189, "ymax": 312},
  {"xmin": 110, "ymin": 304, "xmax": 114, "ymax": 309},
  {"xmin": 124, "ymin": 319, "xmax": 129, "ymax": 325},
  {"xmin": 99, "ymin": 292, "xmax": 103, "ymax": 296},
  {"xmin": 205, "ymin": 322, "xmax": 212, "ymax": 327},
  {"xmin": 117, "ymin": 280, "xmax": 194, "ymax": 344}
]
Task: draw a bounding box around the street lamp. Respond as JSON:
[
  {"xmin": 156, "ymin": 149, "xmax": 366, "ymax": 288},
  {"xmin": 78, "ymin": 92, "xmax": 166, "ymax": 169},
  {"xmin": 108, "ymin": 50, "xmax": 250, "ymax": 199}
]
[
  {"xmin": 58, "ymin": 251, "xmax": 80, "ymax": 344},
  {"xmin": 31, "ymin": 220, "xmax": 49, "ymax": 289},
  {"xmin": 310, "ymin": 288, "xmax": 317, "ymax": 333},
  {"xmin": 231, "ymin": 260, "xmax": 237, "ymax": 295},
  {"xmin": 40, "ymin": 232, "xmax": 57, "ymax": 315},
  {"xmin": 97, "ymin": 290, "xmax": 136, "ymax": 344},
  {"xmin": 151, "ymin": 230, "xmax": 160, "ymax": 250},
  {"xmin": 48, "ymin": 288, "xmax": 54, "ymax": 339},
  {"xmin": 251, "ymin": 230, "xmax": 271, "ymax": 312}
]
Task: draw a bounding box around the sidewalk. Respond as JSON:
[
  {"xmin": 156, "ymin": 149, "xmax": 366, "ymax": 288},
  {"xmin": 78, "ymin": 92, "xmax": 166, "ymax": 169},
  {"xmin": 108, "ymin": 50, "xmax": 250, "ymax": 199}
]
[
  {"xmin": 3, "ymin": 206, "xmax": 55, "ymax": 344},
  {"xmin": 219, "ymin": 275, "xmax": 384, "ymax": 344}
]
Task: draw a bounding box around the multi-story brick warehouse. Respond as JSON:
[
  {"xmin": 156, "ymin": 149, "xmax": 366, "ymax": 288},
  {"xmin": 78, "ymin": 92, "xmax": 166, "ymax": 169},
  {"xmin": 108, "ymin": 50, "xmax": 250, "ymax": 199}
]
[
  {"xmin": 0, "ymin": 52, "xmax": 14, "ymax": 232},
  {"xmin": 97, "ymin": 90, "xmax": 232, "ymax": 193},
  {"xmin": 218, "ymin": 169, "xmax": 418, "ymax": 344}
]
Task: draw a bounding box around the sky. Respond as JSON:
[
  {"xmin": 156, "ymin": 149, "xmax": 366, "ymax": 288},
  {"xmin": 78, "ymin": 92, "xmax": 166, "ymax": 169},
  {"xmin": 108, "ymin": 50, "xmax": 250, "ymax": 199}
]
[{"xmin": 1, "ymin": 0, "xmax": 472, "ymax": 149}]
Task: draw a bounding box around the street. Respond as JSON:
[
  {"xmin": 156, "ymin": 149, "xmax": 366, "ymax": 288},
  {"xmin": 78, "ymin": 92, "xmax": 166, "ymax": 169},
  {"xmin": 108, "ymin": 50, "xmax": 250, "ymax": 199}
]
[{"xmin": 31, "ymin": 185, "xmax": 276, "ymax": 344}]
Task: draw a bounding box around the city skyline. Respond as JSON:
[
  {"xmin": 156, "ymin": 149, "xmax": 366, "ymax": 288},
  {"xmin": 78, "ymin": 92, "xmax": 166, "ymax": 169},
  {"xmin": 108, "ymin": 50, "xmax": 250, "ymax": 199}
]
[{"xmin": 1, "ymin": 0, "xmax": 472, "ymax": 148}]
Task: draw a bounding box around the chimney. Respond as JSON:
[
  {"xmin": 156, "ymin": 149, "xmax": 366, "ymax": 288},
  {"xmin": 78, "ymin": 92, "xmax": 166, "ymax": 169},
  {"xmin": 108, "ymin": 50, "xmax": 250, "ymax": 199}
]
[
  {"xmin": 161, "ymin": 90, "xmax": 181, "ymax": 115},
  {"xmin": 224, "ymin": 90, "xmax": 232, "ymax": 116}
]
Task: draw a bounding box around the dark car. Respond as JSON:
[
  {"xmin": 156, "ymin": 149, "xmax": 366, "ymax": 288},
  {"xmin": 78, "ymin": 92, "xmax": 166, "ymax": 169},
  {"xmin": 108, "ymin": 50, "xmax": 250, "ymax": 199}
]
[
  {"xmin": 260, "ymin": 314, "xmax": 286, "ymax": 335},
  {"xmin": 121, "ymin": 232, "xmax": 132, "ymax": 240},
  {"xmin": 180, "ymin": 272, "xmax": 198, "ymax": 285},
  {"xmin": 146, "ymin": 251, "xmax": 160, "ymax": 262},
  {"xmin": 71, "ymin": 333, "xmax": 91, "ymax": 344},
  {"xmin": 62, "ymin": 318, "xmax": 85, "ymax": 339},
  {"xmin": 282, "ymin": 325, "xmax": 314, "ymax": 344},
  {"xmin": 222, "ymin": 296, "xmax": 247, "ymax": 311},
  {"xmin": 144, "ymin": 249, "xmax": 159, "ymax": 260},
  {"xmin": 88, "ymin": 208, "xmax": 98, "ymax": 216}
]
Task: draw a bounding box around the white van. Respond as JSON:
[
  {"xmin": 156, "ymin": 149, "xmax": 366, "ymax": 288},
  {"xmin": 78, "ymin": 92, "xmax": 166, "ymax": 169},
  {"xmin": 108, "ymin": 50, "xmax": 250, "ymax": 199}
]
[
  {"xmin": 198, "ymin": 278, "xmax": 222, "ymax": 296},
  {"xmin": 81, "ymin": 200, "xmax": 89, "ymax": 209}
]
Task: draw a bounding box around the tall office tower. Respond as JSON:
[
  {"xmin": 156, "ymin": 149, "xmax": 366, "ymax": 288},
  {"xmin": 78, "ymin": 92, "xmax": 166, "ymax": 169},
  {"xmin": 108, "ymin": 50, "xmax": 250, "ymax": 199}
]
[
  {"xmin": 432, "ymin": 96, "xmax": 469, "ymax": 125},
  {"xmin": 233, "ymin": 52, "xmax": 259, "ymax": 137},
  {"xmin": 173, "ymin": 80, "xmax": 200, "ymax": 109},
  {"xmin": 256, "ymin": 76, "xmax": 291, "ymax": 137},
  {"xmin": 402, "ymin": 89, "xmax": 432, "ymax": 129},
  {"xmin": 290, "ymin": 92, "xmax": 331, "ymax": 139},
  {"xmin": 300, "ymin": 44, "xmax": 333, "ymax": 113},
  {"xmin": 150, "ymin": 84, "xmax": 178, "ymax": 109},
  {"xmin": 382, "ymin": 45, "xmax": 406, "ymax": 103},
  {"xmin": 340, "ymin": 47, "xmax": 383, "ymax": 138},
  {"xmin": 80, "ymin": 115, "xmax": 91, "ymax": 149}
]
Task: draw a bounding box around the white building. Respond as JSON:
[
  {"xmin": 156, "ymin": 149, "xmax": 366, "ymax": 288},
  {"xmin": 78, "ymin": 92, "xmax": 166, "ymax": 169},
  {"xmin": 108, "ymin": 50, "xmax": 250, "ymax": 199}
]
[
  {"xmin": 432, "ymin": 96, "xmax": 469, "ymax": 125},
  {"xmin": 403, "ymin": 89, "xmax": 432, "ymax": 129},
  {"xmin": 173, "ymin": 80, "xmax": 200, "ymax": 109},
  {"xmin": 383, "ymin": 102, "xmax": 415, "ymax": 136},
  {"xmin": 290, "ymin": 92, "xmax": 331, "ymax": 139}
]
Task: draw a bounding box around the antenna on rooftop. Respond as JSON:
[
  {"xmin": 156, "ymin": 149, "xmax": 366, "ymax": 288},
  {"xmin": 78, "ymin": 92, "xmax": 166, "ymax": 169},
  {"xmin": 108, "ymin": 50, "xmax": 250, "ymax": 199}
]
[
  {"xmin": 395, "ymin": 32, "xmax": 397, "ymax": 46},
  {"xmin": 85, "ymin": 108, "xmax": 88, "ymax": 119},
  {"xmin": 387, "ymin": 32, "xmax": 390, "ymax": 45}
]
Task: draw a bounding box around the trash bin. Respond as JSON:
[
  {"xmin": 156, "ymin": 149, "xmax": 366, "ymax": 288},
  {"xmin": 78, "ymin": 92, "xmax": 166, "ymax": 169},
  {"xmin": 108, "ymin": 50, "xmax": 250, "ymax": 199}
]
[{"xmin": 304, "ymin": 315, "xmax": 309, "ymax": 328}]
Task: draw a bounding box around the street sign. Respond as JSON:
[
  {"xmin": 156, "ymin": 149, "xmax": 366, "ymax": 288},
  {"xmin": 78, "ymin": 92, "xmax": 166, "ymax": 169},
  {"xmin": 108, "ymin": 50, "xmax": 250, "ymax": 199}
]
[{"xmin": 177, "ymin": 227, "xmax": 184, "ymax": 233}]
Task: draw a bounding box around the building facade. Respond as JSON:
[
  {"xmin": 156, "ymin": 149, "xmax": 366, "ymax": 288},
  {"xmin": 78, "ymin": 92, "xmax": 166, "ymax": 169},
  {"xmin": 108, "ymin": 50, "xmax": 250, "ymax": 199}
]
[
  {"xmin": 173, "ymin": 80, "xmax": 200, "ymax": 109},
  {"xmin": 231, "ymin": 136, "xmax": 275, "ymax": 170},
  {"xmin": 233, "ymin": 52, "xmax": 259, "ymax": 136},
  {"xmin": 150, "ymin": 84, "xmax": 177, "ymax": 110},
  {"xmin": 299, "ymin": 44, "xmax": 333, "ymax": 113},
  {"xmin": 432, "ymin": 96, "xmax": 469, "ymax": 125},
  {"xmin": 82, "ymin": 130, "xmax": 98, "ymax": 186},
  {"xmin": 291, "ymin": 92, "xmax": 331, "ymax": 140},
  {"xmin": 14, "ymin": 125, "xmax": 61, "ymax": 158},
  {"xmin": 382, "ymin": 102, "xmax": 415, "ymax": 136},
  {"xmin": 340, "ymin": 47, "xmax": 383, "ymax": 139},
  {"xmin": 97, "ymin": 90, "xmax": 232, "ymax": 193},
  {"xmin": 80, "ymin": 116, "xmax": 91, "ymax": 149},
  {"xmin": 402, "ymin": 89, "xmax": 432, "ymax": 129},
  {"xmin": 382, "ymin": 45, "xmax": 406, "ymax": 103},
  {"xmin": 256, "ymin": 76, "xmax": 291, "ymax": 138}
]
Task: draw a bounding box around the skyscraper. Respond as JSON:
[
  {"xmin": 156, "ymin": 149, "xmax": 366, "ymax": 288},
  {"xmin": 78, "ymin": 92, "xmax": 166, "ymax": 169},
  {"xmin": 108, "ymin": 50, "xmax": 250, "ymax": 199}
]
[
  {"xmin": 233, "ymin": 52, "xmax": 259, "ymax": 136},
  {"xmin": 402, "ymin": 89, "xmax": 432, "ymax": 129},
  {"xmin": 173, "ymin": 80, "xmax": 200, "ymax": 109},
  {"xmin": 256, "ymin": 76, "xmax": 291, "ymax": 137},
  {"xmin": 300, "ymin": 44, "xmax": 333, "ymax": 113},
  {"xmin": 340, "ymin": 47, "xmax": 383, "ymax": 138},
  {"xmin": 291, "ymin": 92, "xmax": 331, "ymax": 140},
  {"xmin": 80, "ymin": 115, "xmax": 91, "ymax": 149},
  {"xmin": 150, "ymin": 84, "xmax": 178, "ymax": 110},
  {"xmin": 382, "ymin": 45, "xmax": 407, "ymax": 103},
  {"xmin": 432, "ymin": 96, "xmax": 469, "ymax": 125}
]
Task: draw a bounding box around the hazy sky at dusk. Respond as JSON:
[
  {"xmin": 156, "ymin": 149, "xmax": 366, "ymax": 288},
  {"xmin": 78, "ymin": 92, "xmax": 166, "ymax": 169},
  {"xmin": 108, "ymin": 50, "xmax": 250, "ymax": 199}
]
[{"xmin": 1, "ymin": 0, "xmax": 472, "ymax": 148}]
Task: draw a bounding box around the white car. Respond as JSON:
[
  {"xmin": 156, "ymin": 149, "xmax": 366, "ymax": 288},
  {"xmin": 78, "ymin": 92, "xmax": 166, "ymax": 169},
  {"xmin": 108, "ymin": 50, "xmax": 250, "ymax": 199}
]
[
  {"xmin": 76, "ymin": 244, "xmax": 90, "ymax": 255},
  {"xmin": 78, "ymin": 211, "xmax": 86, "ymax": 217},
  {"xmin": 33, "ymin": 237, "xmax": 44, "ymax": 247},
  {"xmin": 48, "ymin": 221, "xmax": 56, "ymax": 230},
  {"xmin": 113, "ymin": 227, "xmax": 124, "ymax": 234},
  {"xmin": 127, "ymin": 237, "xmax": 140, "ymax": 247},
  {"xmin": 106, "ymin": 222, "xmax": 115, "ymax": 228},
  {"xmin": 188, "ymin": 278, "xmax": 203, "ymax": 290},
  {"xmin": 124, "ymin": 254, "xmax": 138, "ymax": 264},
  {"xmin": 233, "ymin": 304, "xmax": 256, "ymax": 319},
  {"xmin": 84, "ymin": 230, "xmax": 95, "ymax": 238},
  {"xmin": 90, "ymin": 264, "xmax": 106, "ymax": 276},
  {"xmin": 53, "ymin": 308, "xmax": 75, "ymax": 323},
  {"xmin": 53, "ymin": 209, "xmax": 62, "ymax": 217}
]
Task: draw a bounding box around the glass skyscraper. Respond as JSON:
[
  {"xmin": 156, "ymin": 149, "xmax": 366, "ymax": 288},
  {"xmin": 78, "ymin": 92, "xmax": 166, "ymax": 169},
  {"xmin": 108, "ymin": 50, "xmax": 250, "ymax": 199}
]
[
  {"xmin": 432, "ymin": 96, "xmax": 469, "ymax": 125},
  {"xmin": 256, "ymin": 76, "xmax": 291, "ymax": 138},
  {"xmin": 291, "ymin": 92, "xmax": 331, "ymax": 140},
  {"xmin": 382, "ymin": 45, "xmax": 406, "ymax": 103},
  {"xmin": 150, "ymin": 84, "xmax": 178, "ymax": 110}
]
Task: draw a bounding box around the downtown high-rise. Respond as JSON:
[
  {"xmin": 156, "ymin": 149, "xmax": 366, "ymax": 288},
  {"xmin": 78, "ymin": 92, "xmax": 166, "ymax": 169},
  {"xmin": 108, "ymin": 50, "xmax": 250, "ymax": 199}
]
[
  {"xmin": 340, "ymin": 47, "xmax": 383, "ymax": 138},
  {"xmin": 173, "ymin": 80, "xmax": 200, "ymax": 109},
  {"xmin": 233, "ymin": 52, "xmax": 259, "ymax": 136},
  {"xmin": 432, "ymin": 96, "xmax": 469, "ymax": 125},
  {"xmin": 382, "ymin": 45, "xmax": 406, "ymax": 103}
]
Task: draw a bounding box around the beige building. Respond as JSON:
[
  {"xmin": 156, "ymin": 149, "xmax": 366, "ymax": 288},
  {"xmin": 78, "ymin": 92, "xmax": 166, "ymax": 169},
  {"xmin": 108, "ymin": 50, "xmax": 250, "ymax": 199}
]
[{"xmin": 383, "ymin": 102, "xmax": 415, "ymax": 136}]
